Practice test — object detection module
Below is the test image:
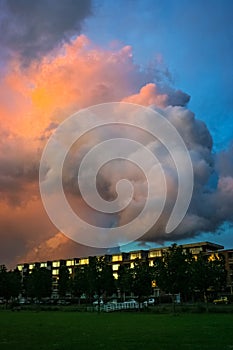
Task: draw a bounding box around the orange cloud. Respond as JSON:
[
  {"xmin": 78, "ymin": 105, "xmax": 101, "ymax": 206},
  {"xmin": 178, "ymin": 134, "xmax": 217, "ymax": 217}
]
[
  {"xmin": 123, "ymin": 83, "xmax": 168, "ymax": 107},
  {"xmin": 1, "ymin": 35, "xmax": 169, "ymax": 265},
  {"xmin": 1, "ymin": 35, "xmax": 171, "ymax": 139},
  {"xmin": 0, "ymin": 35, "xmax": 206, "ymax": 267}
]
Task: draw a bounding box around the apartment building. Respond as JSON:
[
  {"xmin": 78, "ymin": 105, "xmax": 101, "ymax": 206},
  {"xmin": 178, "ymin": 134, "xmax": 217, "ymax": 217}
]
[{"xmin": 17, "ymin": 241, "xmax": 233, "ymax": 297}]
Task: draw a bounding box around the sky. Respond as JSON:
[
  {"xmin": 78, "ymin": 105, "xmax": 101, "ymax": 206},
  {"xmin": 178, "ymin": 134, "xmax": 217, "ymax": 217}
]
[{"xmin": 0, "ymin": 0, "xmax": 232, "ymax": 268}]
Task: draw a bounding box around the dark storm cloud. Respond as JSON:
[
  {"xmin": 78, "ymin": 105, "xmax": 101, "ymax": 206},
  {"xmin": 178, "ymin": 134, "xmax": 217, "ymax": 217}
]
[{"xmin": 0, "ymin": 0, "xmax": 92, "ymax": 61}]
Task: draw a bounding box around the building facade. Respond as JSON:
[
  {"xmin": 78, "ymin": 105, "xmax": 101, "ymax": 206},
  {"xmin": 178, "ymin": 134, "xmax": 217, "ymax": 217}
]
[{"xmin": 16, "ymin": 241, "xmax": 233, "ymax": 298}]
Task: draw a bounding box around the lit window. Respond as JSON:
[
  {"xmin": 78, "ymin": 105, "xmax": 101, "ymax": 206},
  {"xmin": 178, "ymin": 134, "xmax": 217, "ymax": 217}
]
[
  {"xmin": 40, "ymin": 262, "xmax": 47, "ymax": 268},
  {"xmin": 29, "ymin": 264, "xmax": 35, "ymax": 270},
  {"xmin": 52, "ymin": 269, "xmax": 59, "ymax": 275},
  {"xmin": 148, "ymin": 250, "xmax": 162, "ymax": 258},
  {"xmin": 80, "ymin": 258, "xmax": 89, "ymax": 265},
  {"xmin": 130, "ymin": 252, "xmax": 141, "ymax": 260},
  {"xmin": 152, "ymin": 280, "xmax": 157, "ymax": 288},
  {"xmin": 17, "ymin": 265, "xmax": 23, "ymax": 271},
  {"xmin": 112, "ymin": 264, "xmax": 120, "ymax": 271},
  {"xmin": 208, "ymin": 254, "xmax": 218, "ymax": 261},
  {"xmin": 112, "ymin": 255, "xmax": 123, "ymax": 262},
  {"xmin": 149, "ymin": 260, "xmax": 154, "ymax": 267},
  {"xmin": 52, "ymin": 261, "xmax": 60, "ymax": 267},
  {"xmin": 113, "ymin": 272, "xmax": 118, "ymax": 280},
  {"xmin": 190, "ymin": 248, "xmax": 202, "ymax": 255},
  {"xmin": 66, "ymin": 260, "xmax": 74, "ymax": 266},
  {"xmin": 130, "ymin": 262, "xmax": 134, "ymax": 268},
  {"xmin": 68, "ymin": 268, "xmax": 73, "ymax": 274}
]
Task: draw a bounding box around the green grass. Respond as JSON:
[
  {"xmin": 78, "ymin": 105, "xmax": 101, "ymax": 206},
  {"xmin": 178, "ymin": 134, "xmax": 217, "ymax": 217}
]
[{"xmin": 0, "ymin": 311, "xmax": 233, "ymax": 350}]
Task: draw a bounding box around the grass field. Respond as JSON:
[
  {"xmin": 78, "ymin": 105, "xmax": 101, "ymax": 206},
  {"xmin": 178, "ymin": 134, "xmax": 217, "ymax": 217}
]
[{"xmin": 0, "ymin": 311, "xmax": 233, "ymax": 350}]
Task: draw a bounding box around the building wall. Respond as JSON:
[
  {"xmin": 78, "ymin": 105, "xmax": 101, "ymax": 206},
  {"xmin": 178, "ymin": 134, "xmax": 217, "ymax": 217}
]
[{"xmin": 17, "ymin": 241, "xmax": 233, "ymax": 297}]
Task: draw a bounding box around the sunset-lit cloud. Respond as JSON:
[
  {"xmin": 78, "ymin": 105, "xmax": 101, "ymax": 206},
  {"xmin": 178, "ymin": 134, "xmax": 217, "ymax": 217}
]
[
  {"xmin": 1, "ymin": 34, "xmax": 190, "ymax": 265},
  {"xmin": 0, "ymin": 0, "xmax": 232, "ymax": 267}
]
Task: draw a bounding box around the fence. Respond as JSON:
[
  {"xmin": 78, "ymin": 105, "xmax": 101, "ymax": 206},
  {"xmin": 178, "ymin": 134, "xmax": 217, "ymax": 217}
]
[{"xmin": 99, "ymin": 301, "xmax": 140, "ymax": 312}]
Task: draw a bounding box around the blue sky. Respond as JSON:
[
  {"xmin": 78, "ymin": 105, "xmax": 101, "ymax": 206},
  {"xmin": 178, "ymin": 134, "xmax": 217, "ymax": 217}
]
[
  {"xmin": 84, "ymin": 0, "xmax": 233, "ymax": 249},
  {"xmin": 85, "ymin": 0, "xmax": 233, "ymax": 151}
]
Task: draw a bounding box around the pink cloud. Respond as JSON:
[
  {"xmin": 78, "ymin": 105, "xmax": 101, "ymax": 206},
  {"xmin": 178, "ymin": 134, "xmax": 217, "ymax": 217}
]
[
  {"xmin": 123, "ymin": 83, "xmax": 168, "ymax": 107},
  {"xmin": 0, "ymin": 35, "xmax": 232, "ymax": 266}
]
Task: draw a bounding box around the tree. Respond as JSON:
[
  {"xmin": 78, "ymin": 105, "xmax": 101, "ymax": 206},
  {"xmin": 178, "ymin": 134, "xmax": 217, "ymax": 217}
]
[
  {"xmin": 91, "ymin": 257, "xmax": 115, "ymax": 296},
  {"xmin": 100, "ymin": 259, "xmax": 116, "ymax": 298},
  {"xmin": 0, "ymin": 265, "xmax": 8, "ymax": 300},
  {"xmin": 132, "ymin": 258, "xmax": 154, "ymax": 307},
  {"xmin": 87, "ymin": 256, "xmax": 116, "ymax": 310},
  {"xmin": 7, "ymin": 269, "xmax": 22, "ymax": 299},
  {"xmin": 26, "ymin": 267, "xmax": 52, "ymax": 300},
  {"xmin": 58, "ymin": 266, "xmax": 70, "ymax": 298},
  {"xmin": 117, "ymin": 264, "xmax": 133, "ymax": 301},
  {"xmin": 72, "ymin": 257, "xmax": 116, "ymax": 309},
  {"xmin": 209, "ymin": 254, "xmax": 227, "ymax": 292},
  {"xmin": 192, "ymin": 253, "xmax": 227, "ymax": 304},
  {"xmin": 0, "ymin": 266, "xmax": 21, "ymax": 304},
  {"xmin": 72, "ymin": 266, "xmax": 89, "ymax": 304},
  {"xmin": 154, "ymin": 244, "xmax": 193, "ymax": 306}
]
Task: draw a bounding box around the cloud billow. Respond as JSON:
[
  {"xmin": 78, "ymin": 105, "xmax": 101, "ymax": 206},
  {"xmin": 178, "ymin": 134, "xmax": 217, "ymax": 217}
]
[{"xmin": 0, "ymin": 33, "xmax": 232, "ymax": 266}]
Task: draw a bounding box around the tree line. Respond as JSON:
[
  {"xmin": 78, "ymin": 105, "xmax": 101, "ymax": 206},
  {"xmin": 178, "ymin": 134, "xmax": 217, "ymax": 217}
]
[{"xmin": 0, "ymin": 245, "xmax": 227, "ymax": 304}]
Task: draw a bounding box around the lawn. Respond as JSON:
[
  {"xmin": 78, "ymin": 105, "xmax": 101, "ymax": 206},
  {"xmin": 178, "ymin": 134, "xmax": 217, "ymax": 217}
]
[{"xmin": 0, "ymin": 311, "xmax": 233, "ymax": 350}]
